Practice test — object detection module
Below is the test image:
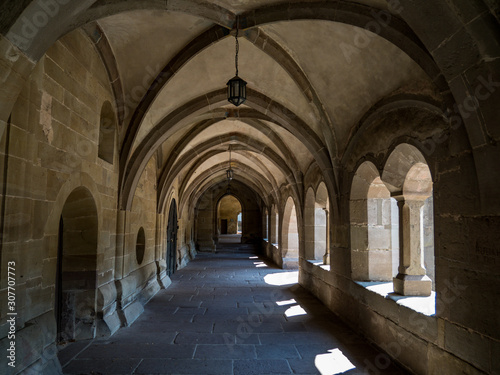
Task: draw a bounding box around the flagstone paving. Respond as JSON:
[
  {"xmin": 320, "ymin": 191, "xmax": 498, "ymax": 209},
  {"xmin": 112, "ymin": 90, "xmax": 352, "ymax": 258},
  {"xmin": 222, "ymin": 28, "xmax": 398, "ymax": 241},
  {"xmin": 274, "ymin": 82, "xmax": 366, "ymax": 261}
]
[{"xmin": 59, "ymin": 244, "xmax": 408, "ymax": 374}]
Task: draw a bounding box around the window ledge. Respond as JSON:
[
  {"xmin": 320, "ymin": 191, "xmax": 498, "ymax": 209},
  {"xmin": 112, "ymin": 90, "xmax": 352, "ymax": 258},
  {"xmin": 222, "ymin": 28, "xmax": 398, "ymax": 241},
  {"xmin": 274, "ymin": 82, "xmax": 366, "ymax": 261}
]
[
  {"xmin": 307, "ymin": 260, "xmax": 331, "ymax": 271},
  {"xmin": 355, "ymin": 281, "xmax": 435, "ymax": 316}
]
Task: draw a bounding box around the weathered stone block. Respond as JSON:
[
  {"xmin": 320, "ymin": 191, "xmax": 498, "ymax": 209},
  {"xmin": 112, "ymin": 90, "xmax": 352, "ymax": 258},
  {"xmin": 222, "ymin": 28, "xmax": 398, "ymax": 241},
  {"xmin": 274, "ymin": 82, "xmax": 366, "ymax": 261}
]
[
  {"xmin": 97, "ymin": 282, "xmax": 117, "ymax": 312},
  {"xmin": 350, "ymin": 225, "xmax": 368, "ymax": 250},
  {"xmin": 440, "ymin": 266, "xmax": 499, "ymax": 339},
  {"xmin": 433, "ymin": 27, "xmax": 481, "ymax": 80},
  {"xmin": 349, "ymin": 200, "xmax": 367, "ymax": 224},
  {"xmin": 96, "ymin": 309, "xmax": 121, "ymax": 338},
  {"xmin": 390, "ymin": 322, "xmax": 428, "ymax": 375},
  {"xmin": 3, "ymin": 196, "xmax": 32, "ymax": 242},
  {"xmin": 351, "ymin": 249, "xmax": 369, "ymax": 280},
  {"xmin": 444, "ymin": 321, "xmax": 490, "ymax": 372},
  {"xmin": 399, "ymin": 306, "xmax": 438, "ymax": 344},
  {"xmin": 368, "ymin": 226, "xmax": 391, "ymax": 250},
  {"xmin": 358, "ymin": 301, "xmax": 390, "ymax": 344},
  {"xmin": 121, "ymin": 300, "xmax": 144, "ymax": 327},
  {"xmin": 428, "ymin": 344, "xmax": 484, "ymax": 375},
  {"xmin": 368, "ymin": 249, "xmax": 392, "ymax": 281},
  {"xmin": 5, "ymin": 157, "xmax": 28, "ymax": 197},
  {"xmin": 23, "ymin": 239, "xmax": 44, "ymax": 280}
]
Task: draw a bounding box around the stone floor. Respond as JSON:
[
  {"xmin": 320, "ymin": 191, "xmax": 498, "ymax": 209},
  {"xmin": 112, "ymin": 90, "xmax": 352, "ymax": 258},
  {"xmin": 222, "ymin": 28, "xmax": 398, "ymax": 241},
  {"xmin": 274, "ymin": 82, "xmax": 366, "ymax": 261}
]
[{"xmin": 58, "ymin": 244, "xmax": 409, "ymax": 375}]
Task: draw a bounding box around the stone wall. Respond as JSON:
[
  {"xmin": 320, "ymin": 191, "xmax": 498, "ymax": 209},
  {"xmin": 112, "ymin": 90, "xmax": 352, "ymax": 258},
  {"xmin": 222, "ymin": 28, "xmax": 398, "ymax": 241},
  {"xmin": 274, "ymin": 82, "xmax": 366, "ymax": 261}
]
[{"xmin": 0, "ymin": 29, "xmax": 168, "ymax": 374}]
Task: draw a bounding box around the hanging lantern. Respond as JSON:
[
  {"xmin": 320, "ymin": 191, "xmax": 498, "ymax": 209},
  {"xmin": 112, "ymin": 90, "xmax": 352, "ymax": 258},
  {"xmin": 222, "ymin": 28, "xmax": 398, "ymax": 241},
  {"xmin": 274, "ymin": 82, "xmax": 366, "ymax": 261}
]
[
  {"xmin": 227, "ymin": 18, "xmax": 246, "ymax": 106},
  {"xmin": 227, "ymin": 76, "xmax": 247, "ymax": 107}
]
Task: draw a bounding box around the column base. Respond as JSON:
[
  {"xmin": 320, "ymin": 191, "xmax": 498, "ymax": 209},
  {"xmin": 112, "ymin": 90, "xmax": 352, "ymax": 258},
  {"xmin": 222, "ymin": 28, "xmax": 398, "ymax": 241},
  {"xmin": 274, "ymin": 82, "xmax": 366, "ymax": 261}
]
[
  {"xmin": 393, "ymin": 273, "xmax": 432, "ymax": 296},
  {"xmin": 323, "ymin": 253, "xmax": 330, "ymax": 265}
]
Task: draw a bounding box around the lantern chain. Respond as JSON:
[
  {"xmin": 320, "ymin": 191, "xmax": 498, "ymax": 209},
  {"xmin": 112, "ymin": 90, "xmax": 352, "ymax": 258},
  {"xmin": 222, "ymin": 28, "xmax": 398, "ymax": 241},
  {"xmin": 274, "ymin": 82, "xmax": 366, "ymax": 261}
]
[{"xmin": 235, "ymin": 19, "xmax": 239, "ymax": 77}]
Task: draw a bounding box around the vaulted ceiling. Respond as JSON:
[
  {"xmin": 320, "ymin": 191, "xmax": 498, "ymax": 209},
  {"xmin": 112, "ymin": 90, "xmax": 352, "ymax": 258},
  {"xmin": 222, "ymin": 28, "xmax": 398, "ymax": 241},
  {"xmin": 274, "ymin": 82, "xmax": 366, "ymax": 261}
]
[{"xmin": 3, "ymin": 0, "xmax": 445, "ymax": 213}]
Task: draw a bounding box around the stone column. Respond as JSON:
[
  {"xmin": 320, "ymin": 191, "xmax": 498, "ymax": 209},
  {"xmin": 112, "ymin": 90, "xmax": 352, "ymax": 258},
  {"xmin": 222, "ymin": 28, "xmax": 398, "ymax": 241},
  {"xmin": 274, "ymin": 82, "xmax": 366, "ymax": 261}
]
[
  {"xmin": 155, "ymin": 213, "xmax": 170, "ymax": 288},
  {"xmin": 323, "ymin": 208, "xmax": 330, "ymax": 265},
  {"xmin": 393, "ymin": 195, "xmax": 432, "ymax": 296},
  {"xmin": 196, "ymin": 207, "xmax": 216, "ymax": 252}
]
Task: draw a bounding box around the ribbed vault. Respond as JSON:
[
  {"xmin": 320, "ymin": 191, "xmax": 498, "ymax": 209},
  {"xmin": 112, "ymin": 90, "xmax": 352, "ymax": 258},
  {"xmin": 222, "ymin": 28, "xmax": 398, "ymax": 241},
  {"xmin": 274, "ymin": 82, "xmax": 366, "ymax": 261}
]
[{"xmin": 3, "ymin": 0, "xmax": 447, "ymax": 228}]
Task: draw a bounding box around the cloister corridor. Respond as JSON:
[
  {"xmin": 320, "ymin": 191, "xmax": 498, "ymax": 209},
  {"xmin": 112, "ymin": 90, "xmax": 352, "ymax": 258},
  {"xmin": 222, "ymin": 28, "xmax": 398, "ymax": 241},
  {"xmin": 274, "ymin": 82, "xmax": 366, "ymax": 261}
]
[
  {"xmin": 58, "ymin": 244, "xmax": 406, "ymax": 375},
  {"xmin": 1, "ymin": 1, "xmax": 498, "ymax": 374}
]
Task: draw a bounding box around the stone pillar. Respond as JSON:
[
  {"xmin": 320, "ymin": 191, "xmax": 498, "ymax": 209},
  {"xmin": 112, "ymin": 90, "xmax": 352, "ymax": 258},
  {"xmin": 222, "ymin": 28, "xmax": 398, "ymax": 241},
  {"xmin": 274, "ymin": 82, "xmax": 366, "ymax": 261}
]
[
  {"xmin": 196, "ymin": 207, "xmax": 216, "ymax": 251},
  {"xmin": 323, "ymin": 208, "xmax": 330, "ymax": 265},
  {"xmin": 393, "ymin": 196, "xmax": 432, "ymax": 296},
  {"xmin": 155, "ymin": 213, "xmax": 170, "ymax": 288}
]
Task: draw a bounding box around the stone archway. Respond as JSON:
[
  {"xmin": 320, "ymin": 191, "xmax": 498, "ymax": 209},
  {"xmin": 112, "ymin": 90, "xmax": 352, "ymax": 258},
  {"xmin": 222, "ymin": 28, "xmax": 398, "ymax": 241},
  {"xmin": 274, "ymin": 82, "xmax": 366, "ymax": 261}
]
[
  {"xmin": 382, "ymin": 144, "xmax": 435, "ymax": 296},
  {"xmin": 56, "ymin": 187, "xmax": 98, "ymax": 343},
  {"xmin": 281, "ymin": 196, "xmax": 299, "ymax": 269},
  {"xmin": 217, "ymin": 194, "xmax": 243, "ymax": 244}
]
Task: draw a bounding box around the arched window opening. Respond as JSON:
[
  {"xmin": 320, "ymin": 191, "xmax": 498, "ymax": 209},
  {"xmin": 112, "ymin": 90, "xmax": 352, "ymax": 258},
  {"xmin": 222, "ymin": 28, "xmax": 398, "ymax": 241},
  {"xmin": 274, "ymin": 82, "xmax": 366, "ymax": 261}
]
[
  {"xmin": 367, "ymin": 177, "xmax": 398, "ymax": 280},
  {"xmin": 271, "ymin": 205, "xmax": 278, "ymax": 245},
  {"xmin": 315, "ymin": 183, "xmax": 329, "ymax": 264},
  {"xmin": 401, "ymin": 162, "xmax": 435, "ymax": 290},
  {"xmin": 350, "ymin": 162, "xmax": 398, "ymax": 281},
  {"xmin": 382, "ymin": 144, "xmax": 435, "ymax": 296},
  {"xmin": 275, "ymin": 211, "xmax": 279, "ymax": 244},
  {"xmin": 282, "ymin": 197, "xmax": 299, "ymax": 267},
  {"xmin": 263, "ymin": 208, "xmax": 269, "ymax": 240},
  {"xmin": 217, "ymin": 195, "xmax": 242, "ymax": 244},
  {"xmin": 98, "ymin": 101, "xmax": 116, "ymax": 164}
]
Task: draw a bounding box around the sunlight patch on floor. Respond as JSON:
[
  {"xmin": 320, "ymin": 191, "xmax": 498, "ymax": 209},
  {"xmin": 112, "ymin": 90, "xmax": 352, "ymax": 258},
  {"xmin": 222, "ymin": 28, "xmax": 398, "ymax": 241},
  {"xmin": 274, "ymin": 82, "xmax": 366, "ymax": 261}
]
[
  {"xmin": 315, "ymin": 348, "xmax": 356, "ymax": 375},
  {"xmin": 263, "ymin": 271, "xmax": 299, "ymax": 286},
  {"xmin": 285, "ymin": 305, "xmax": 307, "ymax": 317},
  {"xmin": 276, "ymin": 299, "xmax": 296, "ymax": 306}
]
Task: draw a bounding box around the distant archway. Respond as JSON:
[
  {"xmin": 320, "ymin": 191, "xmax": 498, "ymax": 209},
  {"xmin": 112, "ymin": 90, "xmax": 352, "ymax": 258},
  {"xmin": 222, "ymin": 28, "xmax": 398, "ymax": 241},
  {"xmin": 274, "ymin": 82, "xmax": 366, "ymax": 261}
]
[
  {"xmin": 56, "ymin": 187, "xmax": 98, "ymax": 343},
  {"xmin": 217, "ymin": 195, "xmax": 242, "ymax": 244}
]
